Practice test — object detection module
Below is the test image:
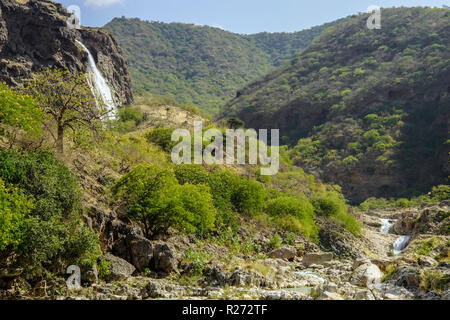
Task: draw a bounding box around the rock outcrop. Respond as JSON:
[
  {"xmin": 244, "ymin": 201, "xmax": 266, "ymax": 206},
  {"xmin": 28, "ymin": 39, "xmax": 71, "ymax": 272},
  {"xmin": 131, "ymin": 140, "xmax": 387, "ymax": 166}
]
[{"xmin": 0, "ymin": 0, "xmax": 133, "ymax": 105}]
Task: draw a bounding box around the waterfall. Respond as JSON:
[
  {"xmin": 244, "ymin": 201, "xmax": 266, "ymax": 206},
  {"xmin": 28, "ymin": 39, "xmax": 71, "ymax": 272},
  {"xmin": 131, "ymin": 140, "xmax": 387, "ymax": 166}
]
[
  {"xmin": 76, "ymin": 40, "xmax": 117, "ymax": 119},
  {"xmin": 380, "ymin": 219, "xmax": 394, "ymax": 234},
  {"xmin": 393, "ymin": 236, "xmax": 411, "ymax": 256},
  {"xmin": 379, "ymin": 218, "xmax": 411, "ymax": 255}
]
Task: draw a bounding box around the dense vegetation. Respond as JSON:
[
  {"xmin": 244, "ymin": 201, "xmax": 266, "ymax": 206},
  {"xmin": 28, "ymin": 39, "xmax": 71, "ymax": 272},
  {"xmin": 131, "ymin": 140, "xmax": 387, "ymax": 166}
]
[
  {"xmin": 104, "ymin": 18, "xmax": 342, "ymax": 114},
  {"xmin": 221, "ymin": 7, "xmax": 450, "ymax": 202},
  {"xmin": 110, "ymin": 115, "xmax": 361, "ymax": 240}
]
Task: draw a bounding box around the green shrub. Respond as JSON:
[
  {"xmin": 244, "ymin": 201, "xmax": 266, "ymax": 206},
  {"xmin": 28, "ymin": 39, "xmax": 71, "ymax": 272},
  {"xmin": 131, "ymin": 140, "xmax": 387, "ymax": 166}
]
[
  {"xmin": 0, "ymin": 83, "xmax": 43, "ymax": 138},
  {"xmin": 266, "ymin": 196, "xmax": 318, "ymax": 240},
  {"xmin": 431, "ymin": 185, "xmax": 450, "ymax": 202},
  {"xmin": 0, "ymin": 152, "xmax": 100, "ymax": 277},
  {"xmin": 0, "ymin": 150, "xmax": 81, "ymax": 219},
  {"xmin": 25, "ymin": 214, "xmax": 100, "ymax": 274},
  {"xmin": 145, "ymin": 127, "xmax": 177, "ymax": 152},
  {"xmin": 174, "ymin": 164, "xmax": 209, "ymax": 185},
  {"xmin": 175, "ymin": 165, "xmax": 240, "ymax": 231},
  {"xmin": 313, "ymin": 192, "xmax": 361, "ymax": 236},
  {"xmin": 0, "ymin": 179, "xmax": 33, "ymax": 251},
  {"xmin": 112, "ymin": 165, "xmax": 216, "ymax": 237},
  {"xmin": 119, "ymin": 106, "xmax": 144, "ymax": 125},
  {"xmin": 268, "ymin": 233, "xmax": 283, "ymax": 250},
  {"xmin": 232, "ymin": 178, "xmax": 265, "ymax": 216}
]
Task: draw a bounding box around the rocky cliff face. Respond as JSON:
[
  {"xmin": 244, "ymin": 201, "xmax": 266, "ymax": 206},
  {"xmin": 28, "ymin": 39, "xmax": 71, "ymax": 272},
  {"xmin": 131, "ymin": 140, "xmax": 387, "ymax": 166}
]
[{"xmin": 0, "ymin": 0, "xmax": 133, "ymax": 105}]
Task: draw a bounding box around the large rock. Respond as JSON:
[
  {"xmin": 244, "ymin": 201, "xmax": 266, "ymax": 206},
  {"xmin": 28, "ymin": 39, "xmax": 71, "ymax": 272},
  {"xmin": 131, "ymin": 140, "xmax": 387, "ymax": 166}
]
[
  {"xmin": 351, "ymin": 263, "xmax": 383, "ymax": 287},
  {"xmin": 302, "ymin": 252, "xmax": 333, "ymax": 267},
  {"xmin": 153, "ymin": 242, "xmax": 178, "ymax": 275},
  {"xmin": 0, "ymin": 0, "xmax": 133, "ymax": 105},
  {"xmin": 126, "ymin": 234, "xmax": 154, "ymax": 272},
  {"xmin": 268, "ymin": 246, "xmax": 297, "ymax": 260},
  {"xmin": 104, "ymin": 253, "xmax": 135, "ymax": 281}
]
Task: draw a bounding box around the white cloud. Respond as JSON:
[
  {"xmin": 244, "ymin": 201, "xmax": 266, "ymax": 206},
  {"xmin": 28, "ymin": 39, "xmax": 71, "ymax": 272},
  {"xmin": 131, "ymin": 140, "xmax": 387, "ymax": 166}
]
[{"xmin": 84, "ymin": 0, "xmax": 124, "ymax": 7}]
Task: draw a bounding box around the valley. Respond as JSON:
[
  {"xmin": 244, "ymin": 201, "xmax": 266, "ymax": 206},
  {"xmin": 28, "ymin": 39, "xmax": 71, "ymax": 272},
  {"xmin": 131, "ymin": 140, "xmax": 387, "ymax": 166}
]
[{"xmin": 0, "ymin": 0, "xmax": 448, "ymax": 301}]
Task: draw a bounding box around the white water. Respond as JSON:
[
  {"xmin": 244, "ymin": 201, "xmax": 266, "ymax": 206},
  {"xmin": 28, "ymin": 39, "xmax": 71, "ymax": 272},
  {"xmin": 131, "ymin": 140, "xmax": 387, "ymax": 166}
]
[
  {"xmin": 379, "ymin": 218, "xmax": 411, "ymax": 255},
  {"xmin": 76, "ymin": 40, "xmax": 117, "ymax": 119},
  {"xmin": 393, "ymin": 235, "xmax": 411, "ymax": 256},
  {"xmin": 380, "ymin": 219, "xmax": 394, "ymax": 234}
]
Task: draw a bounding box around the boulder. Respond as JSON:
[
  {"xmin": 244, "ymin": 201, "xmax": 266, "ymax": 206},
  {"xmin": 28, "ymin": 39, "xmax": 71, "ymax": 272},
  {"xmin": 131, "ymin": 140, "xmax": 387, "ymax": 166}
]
[
  {"xmin": 104, "ymin": 253, "xmax": 135, "ymax": 281},
  {"xmin": 268, "ymin": 246, "xmax": 297, "ymax": 260},
  {"xmin": 418, "ymin": 256, "xmax": 438, "ymax": 268},
  {"xmin": 153, "ymin": 242, "xmax": 178, "ymax": 275},
  {"xmin": 126, "ymin": 234, "xmax": 154, "ymax": 272},
  {"xmin": 302, "ymin": 252, "xmax": 333, "ymax": 267},
  {"xmin": 351, "ymin": 263, "xmax": 383, "ymax": 287}
]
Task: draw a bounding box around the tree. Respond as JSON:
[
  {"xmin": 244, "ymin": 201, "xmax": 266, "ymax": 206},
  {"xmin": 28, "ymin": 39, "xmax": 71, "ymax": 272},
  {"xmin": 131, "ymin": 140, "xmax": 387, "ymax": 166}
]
[
  {"xmin": 0, "ymin": 83, "xmax": 43, "ymax": 143},
  {"xmin": 27, "ymin": 68, "xmax": 106, "ymax": 155}
]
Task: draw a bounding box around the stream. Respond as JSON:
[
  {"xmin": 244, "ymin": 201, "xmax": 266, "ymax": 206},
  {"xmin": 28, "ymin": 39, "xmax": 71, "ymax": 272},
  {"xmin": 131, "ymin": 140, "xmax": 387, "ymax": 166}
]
[{"xmin": 379, "ymin": 218, "xmax": 411, "ymax": 256}]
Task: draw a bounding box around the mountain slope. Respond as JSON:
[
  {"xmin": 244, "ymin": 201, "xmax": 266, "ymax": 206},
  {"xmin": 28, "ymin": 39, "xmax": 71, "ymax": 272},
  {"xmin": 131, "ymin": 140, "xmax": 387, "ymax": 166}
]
[
  {"xmin": 103, "ymin": 18, "xmax": 340, "ymax": 113},
  {"xmin": 220, "ymin": 7, "xmax": 450, "ymax": 202}
]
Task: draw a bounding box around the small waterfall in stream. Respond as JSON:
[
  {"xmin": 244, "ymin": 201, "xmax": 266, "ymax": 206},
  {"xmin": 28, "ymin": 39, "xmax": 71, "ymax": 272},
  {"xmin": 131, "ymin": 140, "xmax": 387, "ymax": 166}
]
[
  {"xmin": 379, "ymin": 218, "xmax": 411, "ymax": 256},
  {"xmin": 380, "ymin": 219, "xmax": 394, "ymax": 234},
  {"xmin": 76, "ymin": 40, "xmax": 117, "ymax": 119},
  {"xmin": 393, "ymin": 236, "xmax": 411, "ymax": 256}
]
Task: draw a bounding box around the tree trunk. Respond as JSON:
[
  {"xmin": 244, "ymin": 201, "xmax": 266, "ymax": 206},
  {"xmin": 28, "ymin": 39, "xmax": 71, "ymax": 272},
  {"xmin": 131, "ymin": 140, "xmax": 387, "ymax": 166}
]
[{"xmin": 57, "ymin": 125, "xmax": 64, "ymax": 155}]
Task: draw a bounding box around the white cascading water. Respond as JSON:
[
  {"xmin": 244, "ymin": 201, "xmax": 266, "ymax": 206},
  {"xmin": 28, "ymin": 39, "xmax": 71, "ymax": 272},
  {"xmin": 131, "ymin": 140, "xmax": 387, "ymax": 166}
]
[
  {"xmin": 380, "ymin": 218, "xmax": 394, "ymax": 234},
  {"xmin": 76, "ymin": 40, "xmax": 117, "ymax": 119},
  {"xmin": 393, "ymin": 236, "xmax": 411, "ymax": 256},
  {"xmin": 379, "ymin": 218, "xmax": 411, "ymax": 255}
]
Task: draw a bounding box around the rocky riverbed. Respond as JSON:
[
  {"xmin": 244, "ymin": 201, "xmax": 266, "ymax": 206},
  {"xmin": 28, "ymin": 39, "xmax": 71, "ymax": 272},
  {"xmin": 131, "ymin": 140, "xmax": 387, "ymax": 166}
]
[{"xmin": 1, "ymin": 202, "xmax": 448, "ymax": 300}]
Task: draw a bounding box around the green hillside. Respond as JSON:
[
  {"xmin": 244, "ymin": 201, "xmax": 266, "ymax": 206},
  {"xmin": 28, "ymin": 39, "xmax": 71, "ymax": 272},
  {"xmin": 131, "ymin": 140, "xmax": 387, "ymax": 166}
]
[
  {"xmin": 220, "ymin": 7, "xmax": 450, "ymax": 202},
  {"xmin": 104, "ymin": 18, "xmax": 339, "ymax": 114}
]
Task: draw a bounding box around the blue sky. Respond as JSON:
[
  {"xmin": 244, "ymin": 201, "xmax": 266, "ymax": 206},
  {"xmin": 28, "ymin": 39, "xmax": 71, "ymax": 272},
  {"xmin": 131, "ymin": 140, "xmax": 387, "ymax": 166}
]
[{"xmin": 57, "ymin": 0, "xmax": 449, "ymax": 34}]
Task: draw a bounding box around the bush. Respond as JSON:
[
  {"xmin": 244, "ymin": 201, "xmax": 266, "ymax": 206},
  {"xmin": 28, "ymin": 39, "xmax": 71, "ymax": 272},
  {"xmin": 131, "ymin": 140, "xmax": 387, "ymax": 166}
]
[
  {"xmin": 119, "ymin": 106, "xmax": 144, "ymax": 125},
  {"xmin": 266, "ymin": 196, "xmax": 318, "ymax": 240},
  {"xmin": 231, "ymin": 178, "xmax": 266, "ymax": 216},
  {"xmin": 112, "ymin": 165, "xmax": 216, "ymax": 237},
  {"xmin": 313, "ymin": 192, "xmax": 361, "ymax": 236},
  {"xmin": 0, "ymin": 83, "xmax": 43, "ymax": 138},
  {"xmin": 0, "ymin": 150, "xmax": 81, "ymax": 219},
  {"xmin": 268, "ymin": 233, "xmax": 283, "ymax": 250},
  {"xmin": 145, "ymin": 127, "xmax": 177, "ymax": 152},
  {"xmin": 431, "ymin": 185, "xmax": 450, "ymax": 202},
  {"xmin": 0, "ymin": 179, "xmax": 33, "ymax": 251},
  {"xmin": 0, "ymin": 152, "xmax": 100, "ymax": 277},
  {"xmin": 175, "ymin": 165, "xmax": 240, "ymax": 231}
]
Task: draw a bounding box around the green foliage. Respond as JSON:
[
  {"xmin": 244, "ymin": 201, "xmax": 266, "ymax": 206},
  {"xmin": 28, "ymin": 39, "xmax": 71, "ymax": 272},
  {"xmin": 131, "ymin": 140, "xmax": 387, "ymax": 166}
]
[
  {"xmin": 268, "ymin": 233, "xmax": 283, "ymax": 250},
  {"xmin": 111, "ymin": 165, "xmax": 216, "ymax": 236},
  {"xmin": 0, "ymin": 150, "xmax": 81, "ymax": 218},
  {"xmin": 0, "ymin": 151, "xmax": 100, "ymax": 277},
  {"xmin": 231, "ymin": 178, "xmax": 266, "ymax": 217},
  {"xmin": 116, "ymin": 106, "xmax": 144, "ymax": 132},
  {"xmin": 0, "ymin": 179, "xmax": 33, "ymax": 251},
  {"xmin": 222, "ymin": 7, "xmax": 450, "ymax": 200},
  {"xmin": 431, "ymin": 185, "xmax": 450, "ymax": 202},
  {"xmin": 0, "ymin": 83, "xmax": 43, "ymax": 138},
  {"xmin": 265, "ymin": 196, "xmax": 318, "ymax": 240},
  {"xmin": 104, "ymin": 18, "xmax": 342, "ymax": 113},
  {"xmin": 0, "ymin": 149, "xmax": 81, "ymax": 219},
  {"xmin": 313, "ymin": 192, "xmax": 361, "ymax": 236},
  {"xmin": 145, "ymin": 127, "xmax": 177, "ymax": 153},
  {"xmin": 184, "ymin": 248, "xmax": 211, "ymax": 275},
  {"xmin": 27, "ymin": 68, "xmax": 101, "ymax": 154}
]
